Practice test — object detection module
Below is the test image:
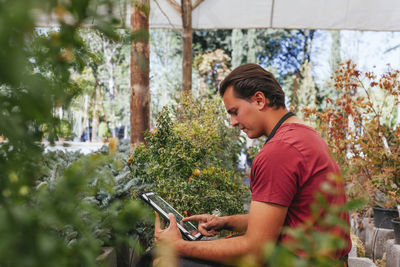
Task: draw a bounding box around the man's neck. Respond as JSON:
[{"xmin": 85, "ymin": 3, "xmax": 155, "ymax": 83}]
[{"xmin": 264, "ymin": 108, "xmax": 290, "ymax": 136}]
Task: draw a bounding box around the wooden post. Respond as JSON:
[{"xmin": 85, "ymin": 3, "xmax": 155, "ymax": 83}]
[
  {"xmin": 181, "ymin": 0, "xmax": 192, "ymax": 94},
  {"xmin": 130, "ymin": 0, "xmax": 150, "ymax": 146},
  {"xmin": 165, "ymin": 0, "xmax": 204, "ymax": 94}
]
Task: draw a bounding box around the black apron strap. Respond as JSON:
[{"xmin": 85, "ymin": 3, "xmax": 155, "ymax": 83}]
[{"xmin": 264, "ymin": 111, "xmax": 295, "ymax": 145}]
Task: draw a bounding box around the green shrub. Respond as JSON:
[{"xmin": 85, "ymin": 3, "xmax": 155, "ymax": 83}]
[
  {"xmin": 98, "ymin": 121, "xmax": 111, "ymax": 139},
  {"xmin": 0, "ymin": 146, "xmax": 150, "ymax": 267},
  {"xmin": 58, "ymin": 119, "xmax": 74, "ymax": 140},
  {"xmin": 128, "ymin": 96, "xmax": 249, "ymax": 217},
  {"xmin": 0, "ymin": 0, "xmax": 148, "ymax": 265}
]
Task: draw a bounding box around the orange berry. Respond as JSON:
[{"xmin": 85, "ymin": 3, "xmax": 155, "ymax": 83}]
[
  {"xmin": 127, "ymin": 156, "xmax": 134, "ymax": 165},
  {"xmin": 192, "ymin": 169, "xmax": 201, "ymax": 176}
]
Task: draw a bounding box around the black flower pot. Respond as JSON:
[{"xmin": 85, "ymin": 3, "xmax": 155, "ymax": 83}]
[
  {"xmin": 392, "ymin": 218, "xmax": 400, "ymax": 244},
  {"xmin": 372, "ymin": 206, "xmax": 399, "ymax": 229}
]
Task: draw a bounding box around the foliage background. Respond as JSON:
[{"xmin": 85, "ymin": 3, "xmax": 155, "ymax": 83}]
[{"xmin": 1, "ymin": 1, "xmax": 398, "ymax": 266}]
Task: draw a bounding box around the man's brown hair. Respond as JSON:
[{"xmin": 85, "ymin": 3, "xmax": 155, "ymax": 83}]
[{"xmin": 219, "ymin": 63, "xmax": 286, "ymax": 108}]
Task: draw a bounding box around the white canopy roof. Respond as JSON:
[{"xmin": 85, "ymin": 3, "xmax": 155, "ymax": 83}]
[
  {"xmin": 36, "ymin": 0, "xmax": 400, "ymax": 31},
  {"xmin": 150, "ymin": 0, "xmax": 400, "ymax": 31}
]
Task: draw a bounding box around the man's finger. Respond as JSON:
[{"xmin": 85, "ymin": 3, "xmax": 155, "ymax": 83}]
[
  {"xmin": 200, "ymin": 221, "xmax": 215, "ymax": 231},
  {"xmin": 200, "ymin": 222, "xmax": 208, "ymax": 229},
  {"xmin": 201, "ymin": 221, "xmax": 220, "ymax": 236},
  {"xmin": 198, "ymin": 229, "xmax": 214, "ymax": 237},
  {"xmin": 198, "ymin": 223, "xmax": 215, "ymax": 236},
  {"xmin": 155, "ymin": 212, "xmax": 161, "ymax": 231},
  {"xmin": 168, "ymin": 213, "xmax": 177, "ymax": 227},
  {"xmin": 181, "ymin": 214, "xmax": 204, "ymax": 222}
]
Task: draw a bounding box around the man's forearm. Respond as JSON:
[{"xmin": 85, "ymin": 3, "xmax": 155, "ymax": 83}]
[
  {"xmin": 221, "ymin": 214, "xmax": 248, "ymax": 233},
  {"xmin": 176, "ymin": 235, "xmax": 252, "ymax": 263},
  {"xmin": 164, "ymin": 202, "xmax": 286, "ymax": 264}
]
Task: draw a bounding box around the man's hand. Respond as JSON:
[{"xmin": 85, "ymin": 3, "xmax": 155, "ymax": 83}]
[
  {"xmin": 154, "ymin": 212, "xmax": 183, "ymax": 244},
  {"xmin": 182, "ymin": 214, "xmax": 225, "ymax": 237}
]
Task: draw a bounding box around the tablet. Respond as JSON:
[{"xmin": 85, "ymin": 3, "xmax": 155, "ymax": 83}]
[{"xmin": 138, "ymin": 192, "xmax": 202, "ymax": 241}]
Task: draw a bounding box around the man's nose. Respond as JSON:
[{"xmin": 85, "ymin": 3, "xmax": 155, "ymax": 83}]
[{"xmin": 230, "ymin": 117, "xmax": 239, "ymax": 127}]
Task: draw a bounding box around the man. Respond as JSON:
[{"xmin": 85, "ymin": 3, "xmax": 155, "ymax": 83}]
[{"xmin": 154, "ymin": 64, "xmax": 351, "ymax": 266}]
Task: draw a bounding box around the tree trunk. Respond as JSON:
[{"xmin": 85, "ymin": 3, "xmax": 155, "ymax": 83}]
[
  {"xmin": 330, "ymin": 31, "xmax": 341, "ymax": 74},
  {"xmin": 181, "ymin": 0, "xmax": 192, "ymax": 94},
  {"xmin": 90, "ymin": 66, "xmax": 104, "ymax": 142},
  {"xmin": 130, "ymin": 0, "xmax": 150, "ymax": 146},
  {"xmin": 79, "ymin": 94, "xmax": 90, "ymax": 141},
  {"xmin": 231, "ymin": 29, "xmax": 245, "ymax": 68},
  {"xmin": 91, "ymin": 85, "xmax": 99, "ymax": 142},
  {"xmin": 247, "ymin": 29, "xmax": 257, "ymax": 63}
]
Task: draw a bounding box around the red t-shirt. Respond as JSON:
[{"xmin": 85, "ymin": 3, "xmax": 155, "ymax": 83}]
[{"xmin": 250, "ymin": 123, "xmax": 351, "ymax": 258}]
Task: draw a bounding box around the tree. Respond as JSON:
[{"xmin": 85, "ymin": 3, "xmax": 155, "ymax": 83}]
[
  {"xmin": 149, "ymin": 29, "xmax": 182, "ymax": 122},
  {"xmin": 181, "ymin": 0, "xmax": 193, "ymax": 94},
  {"xmin": 131, "ymin": 0, "xmax": 150, "ymax": 146},
  {"xmin": 193, "ymin": 29, "xmax": 232, "ymax": 57},
  {"xmin": 166, "ymin": 0, "xmax": 205, "ymax": 94},
  {"xmin": 68, "ymin": 29, "xmax": 130, "ymax": 142},
  {"xmin": 247, "ymin": 29, "xmax": 258, "ymax": 63},
  {"xmin": 193, "ymin": 49, "xmax": 231, "ymax": 95},
  {"xmin": 295, "ymin": 61, "xmax": 317, "ymax": 121},
  {"xmin": 194, "ymin": 29, "xmax": 315, "ymax": 77},
  {"xmin": 330, "ymin": 31, "xmax": 341, "ymax": 75},
  {"xmin": 231, "ymin": 29, "xmax": 246, "ymax": 68},
  {"xmin": 315, "ymin": 30, "xmax": 342, "ymax": 111},
  {"xmin": 193, "ymin": 29, "xmax": 316, "ymax": 102}
]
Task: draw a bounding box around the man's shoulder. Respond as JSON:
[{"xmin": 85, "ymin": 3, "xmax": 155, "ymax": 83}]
[
  {"xmin": 278, "ymin": 123, "xmax": 318, "ymax": 141},
  {"xmin": 253, "ymin": 138, "xmax": 303, "ymax": 167},
  {"xmin": 273, "ymin": 123, "xmax": 326, "ymax": 152},
  {"xmin": 254, "ymin": 123, "xmax": 326, "ymax": 165}
]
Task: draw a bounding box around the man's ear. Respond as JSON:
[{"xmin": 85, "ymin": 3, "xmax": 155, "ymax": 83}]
[{"xmin": 252, "ymin": 91, "xmax": 268, "ymax": 110}]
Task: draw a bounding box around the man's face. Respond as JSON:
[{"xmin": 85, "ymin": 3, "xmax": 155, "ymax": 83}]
[{"xmin": 222, "ymin": 86, "xmax": 264, "ymax": 138}]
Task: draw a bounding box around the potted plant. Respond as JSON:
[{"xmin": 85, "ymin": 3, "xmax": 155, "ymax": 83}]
[
  {"xmin": 392, "ymin": 206, "xmax": 400, "ymax": 244},
  {"xmin": 369, "ymin": 146, "xmax": 400, "ymax": 229},
  {"xmin": 373, "ymin": 206, "xmax": 399, "ymax": 229}
]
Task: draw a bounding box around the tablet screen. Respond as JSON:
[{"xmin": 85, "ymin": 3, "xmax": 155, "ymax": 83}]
[{"xmin": 147, "ymin": 194, "xmax": 200, "ymax": 236}]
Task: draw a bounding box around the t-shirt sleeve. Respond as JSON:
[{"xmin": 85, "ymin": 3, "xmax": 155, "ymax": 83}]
[{"xmin": 251, "ymin": 141, "xmax": 303, "ymax": 207}]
